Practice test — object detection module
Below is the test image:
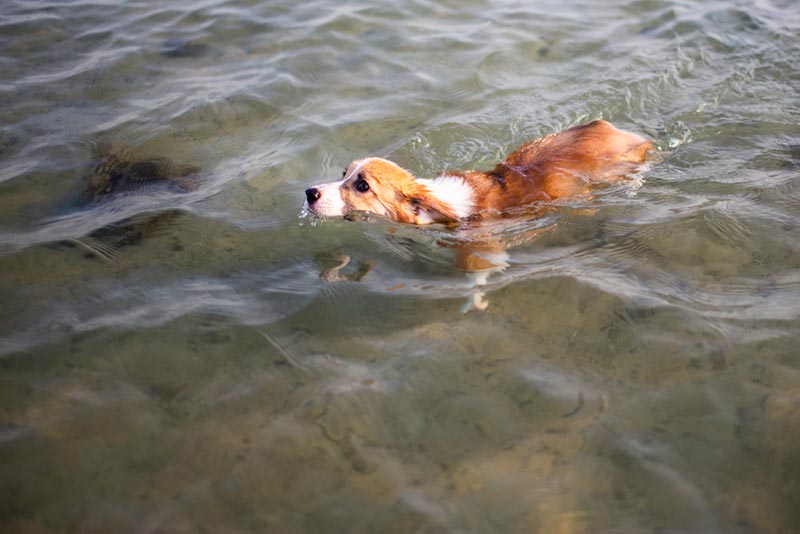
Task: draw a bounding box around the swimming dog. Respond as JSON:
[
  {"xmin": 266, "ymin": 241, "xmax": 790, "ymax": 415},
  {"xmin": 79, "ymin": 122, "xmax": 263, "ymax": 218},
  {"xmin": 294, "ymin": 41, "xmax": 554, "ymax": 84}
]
[
  {"xmin": 304, "ymin": 119, "xmax": 652, "ymax": 310},
  {"xmin": 305, "ymin": 120, "xmax": 651, "ymax": 223}
]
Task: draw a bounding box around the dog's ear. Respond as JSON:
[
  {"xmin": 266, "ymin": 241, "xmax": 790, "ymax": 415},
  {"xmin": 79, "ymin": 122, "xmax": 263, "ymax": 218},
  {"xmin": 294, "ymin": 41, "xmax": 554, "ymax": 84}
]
[
  {"xmin": 404, "ymin": 194, "xmax": 460, "ymax": 224},
  {"xmin": 380, "ymin": 173, "xmax": 461, "ymax": 224}
]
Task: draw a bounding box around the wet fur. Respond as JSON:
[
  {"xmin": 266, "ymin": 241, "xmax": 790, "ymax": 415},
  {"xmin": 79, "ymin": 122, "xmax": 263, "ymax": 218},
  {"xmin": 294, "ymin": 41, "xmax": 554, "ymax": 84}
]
[
  {"xmin": 306, "ymin": 120, "xmax": 652, "ymax": 224},
  {"xmin": 305, "ymin": 120, "xmax": 653, "ymax": 311}
]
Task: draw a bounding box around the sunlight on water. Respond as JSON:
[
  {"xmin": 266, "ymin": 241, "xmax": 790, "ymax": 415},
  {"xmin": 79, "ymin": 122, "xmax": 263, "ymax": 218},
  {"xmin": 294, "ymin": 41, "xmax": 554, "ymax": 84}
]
[{"xmin": 1, "ymin": 0, "xmax": 799, "ymax": 532}]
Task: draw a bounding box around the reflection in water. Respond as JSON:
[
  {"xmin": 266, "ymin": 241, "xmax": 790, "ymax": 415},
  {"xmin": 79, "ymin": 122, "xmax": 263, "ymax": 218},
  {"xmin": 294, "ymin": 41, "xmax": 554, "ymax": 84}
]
[{"xmin": 315, "ymin": 251, "xmax": 376, "ymax": 283}]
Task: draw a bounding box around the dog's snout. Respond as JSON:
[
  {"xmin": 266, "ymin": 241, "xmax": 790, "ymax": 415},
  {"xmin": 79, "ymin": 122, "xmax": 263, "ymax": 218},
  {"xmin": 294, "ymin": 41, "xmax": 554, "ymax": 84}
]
[{"xmin": 305, "ymin": 187, "xmax": 320, "ymax": 203}]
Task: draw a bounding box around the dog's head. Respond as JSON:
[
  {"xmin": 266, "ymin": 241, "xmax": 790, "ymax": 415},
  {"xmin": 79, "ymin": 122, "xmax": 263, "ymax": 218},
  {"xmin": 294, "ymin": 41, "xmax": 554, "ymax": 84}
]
[{"xmin": 305, "ymin": 157, "xmax": 460, "ymax": 224}]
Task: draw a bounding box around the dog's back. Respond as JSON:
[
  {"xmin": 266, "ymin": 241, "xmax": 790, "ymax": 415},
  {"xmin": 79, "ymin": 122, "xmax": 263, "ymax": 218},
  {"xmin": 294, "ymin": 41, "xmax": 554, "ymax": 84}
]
[
  {"xmin": 305, "ymin": 119, "xmax": 652, "ymax": 223},
  {"xmin": 467, "ymin": 120, "xmax": 652, "ymax": 213}
]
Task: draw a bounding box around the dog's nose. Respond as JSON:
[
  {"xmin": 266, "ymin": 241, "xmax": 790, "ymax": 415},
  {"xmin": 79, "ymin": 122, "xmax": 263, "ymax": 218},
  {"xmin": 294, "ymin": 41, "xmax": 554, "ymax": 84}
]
[{"xmin": 305, "ymin": 187, "xmax": 320, "ymax": 203}]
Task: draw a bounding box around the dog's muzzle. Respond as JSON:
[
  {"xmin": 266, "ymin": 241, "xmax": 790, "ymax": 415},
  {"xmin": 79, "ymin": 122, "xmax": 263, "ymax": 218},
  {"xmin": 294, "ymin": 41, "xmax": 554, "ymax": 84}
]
[{"xmin": 305, "ymin": 187, "xmax": 320, "ymax": 204}]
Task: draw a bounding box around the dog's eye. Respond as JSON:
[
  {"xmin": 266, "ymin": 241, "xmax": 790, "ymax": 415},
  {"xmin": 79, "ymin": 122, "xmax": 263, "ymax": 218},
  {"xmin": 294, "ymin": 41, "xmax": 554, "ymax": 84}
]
[{"xmin": 355, "ymin": 179, "xmax": 370, "ymax": 193}]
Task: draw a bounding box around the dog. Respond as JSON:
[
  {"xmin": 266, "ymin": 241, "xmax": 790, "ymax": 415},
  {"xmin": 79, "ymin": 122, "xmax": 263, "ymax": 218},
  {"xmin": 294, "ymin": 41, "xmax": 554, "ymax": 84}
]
[{"xmin": 304, "ymin": 120, "xmax": 652, "ymax": 310}]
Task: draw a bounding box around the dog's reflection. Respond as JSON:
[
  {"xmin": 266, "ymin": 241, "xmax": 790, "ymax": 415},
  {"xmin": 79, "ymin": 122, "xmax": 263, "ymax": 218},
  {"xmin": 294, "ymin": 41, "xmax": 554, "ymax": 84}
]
[
  {"xmin": 314, "ymin": 251, "xmax": 376, "ymax": 283},
  {"xmin": 313, "ymin": 217, "xmax": 554, "ymax": 312},
  {"xmin": 448, "ymin": 219, "xmax": 554, "ymax": 312}
]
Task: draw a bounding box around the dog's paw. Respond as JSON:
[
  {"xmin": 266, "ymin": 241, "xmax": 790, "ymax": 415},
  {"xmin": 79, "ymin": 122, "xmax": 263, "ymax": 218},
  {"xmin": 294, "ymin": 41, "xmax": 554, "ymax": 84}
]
[{"xmin": 461, "ymin": 291, "xmax": 489, "ymax": 313}]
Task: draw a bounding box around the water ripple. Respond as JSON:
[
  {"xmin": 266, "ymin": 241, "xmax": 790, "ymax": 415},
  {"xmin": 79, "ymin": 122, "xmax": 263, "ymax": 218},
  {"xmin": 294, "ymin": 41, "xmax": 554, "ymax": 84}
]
[{"xmin": 1, "ymin": 0, "xmax": 800, "ymax": 532}]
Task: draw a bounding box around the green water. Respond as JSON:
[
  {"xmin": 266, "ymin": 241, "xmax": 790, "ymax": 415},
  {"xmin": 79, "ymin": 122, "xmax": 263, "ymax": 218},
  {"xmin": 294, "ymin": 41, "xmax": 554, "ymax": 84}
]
[{"xmin": 1, "ymin": 0, "xmax": 799, "ymax": 532}]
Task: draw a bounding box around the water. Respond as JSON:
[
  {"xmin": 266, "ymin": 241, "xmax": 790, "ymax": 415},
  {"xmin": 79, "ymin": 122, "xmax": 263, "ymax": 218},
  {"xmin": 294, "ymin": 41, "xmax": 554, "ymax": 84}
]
[{"xmin": 1, "ymin": 0, "xmax": 799, "ymax": 531}]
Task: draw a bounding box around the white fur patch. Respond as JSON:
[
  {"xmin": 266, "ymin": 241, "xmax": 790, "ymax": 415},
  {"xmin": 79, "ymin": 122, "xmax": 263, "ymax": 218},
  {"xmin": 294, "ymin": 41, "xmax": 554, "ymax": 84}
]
[
  {"xmin": 417, "ymin": 175, "xmax": 475, "ymax": 219},
  {"xmin": 308, "ymin": 178, "xmax": 347, "ymax": 217}
]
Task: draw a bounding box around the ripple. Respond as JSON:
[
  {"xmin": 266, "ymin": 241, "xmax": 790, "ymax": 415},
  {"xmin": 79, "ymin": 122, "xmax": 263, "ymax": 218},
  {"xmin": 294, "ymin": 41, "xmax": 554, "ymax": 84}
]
[
  {"xmin": 1, "ymin": 263, "xmax": 319, "ymax": 357},
  {"xmin": 476, "ymin": 42, "xmax": 553, "ymax": 91}
]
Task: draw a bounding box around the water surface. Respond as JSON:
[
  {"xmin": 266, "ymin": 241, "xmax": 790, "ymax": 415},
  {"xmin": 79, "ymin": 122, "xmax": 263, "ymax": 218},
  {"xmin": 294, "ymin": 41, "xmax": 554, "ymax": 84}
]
[{"xmin": 1, "ymin": 0, "xmax": 799, "ymax": 532}]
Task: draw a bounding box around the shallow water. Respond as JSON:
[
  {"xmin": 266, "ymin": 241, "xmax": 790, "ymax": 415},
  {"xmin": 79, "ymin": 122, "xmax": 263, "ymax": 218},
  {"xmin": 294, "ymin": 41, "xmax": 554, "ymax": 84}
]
[{"xmin": 1, "ymin": 0, "xmax": 799, "ymax": 532}]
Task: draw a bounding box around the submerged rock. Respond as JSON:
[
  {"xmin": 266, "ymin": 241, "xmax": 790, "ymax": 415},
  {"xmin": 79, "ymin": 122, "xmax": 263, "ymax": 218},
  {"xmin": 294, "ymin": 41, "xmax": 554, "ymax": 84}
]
[
  {"xmin": 63, "ymin": 141, "xmax": 202, "ymax": 261},
  {"xmin": 83, "ymin": 140, "xmax": 200, "ymax": 202},
  {"xmin": 69, "ymin": 210, "xmax": 184, "ymax": 262}
]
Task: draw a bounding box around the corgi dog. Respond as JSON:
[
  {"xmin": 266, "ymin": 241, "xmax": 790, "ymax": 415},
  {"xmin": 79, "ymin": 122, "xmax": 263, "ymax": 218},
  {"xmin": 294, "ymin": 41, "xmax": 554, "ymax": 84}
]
[
  {"xmin": 304, "ymin": 119, "xmax": 653, "ymax": 311},
  {"xmin": 305, "ymin": 120, "xmax": 652, "ymax": 223}
]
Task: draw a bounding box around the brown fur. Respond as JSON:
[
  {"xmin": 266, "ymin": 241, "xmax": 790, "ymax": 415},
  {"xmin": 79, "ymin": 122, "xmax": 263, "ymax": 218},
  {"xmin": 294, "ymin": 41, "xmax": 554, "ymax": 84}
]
[
  {"xmin": 441, "ymin": 120, "xmax": 652, "ymax": 217},
  {"xmin": 336, "ymin": 158, "xmax": 464, "ymax": 224},
  {"xmin": 307, "ymin": 120, "xmax": 652, "ymax": 225},
  {"xmin": 305, "ymin": 120, "xmax": 653, "ymax": 309}
]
